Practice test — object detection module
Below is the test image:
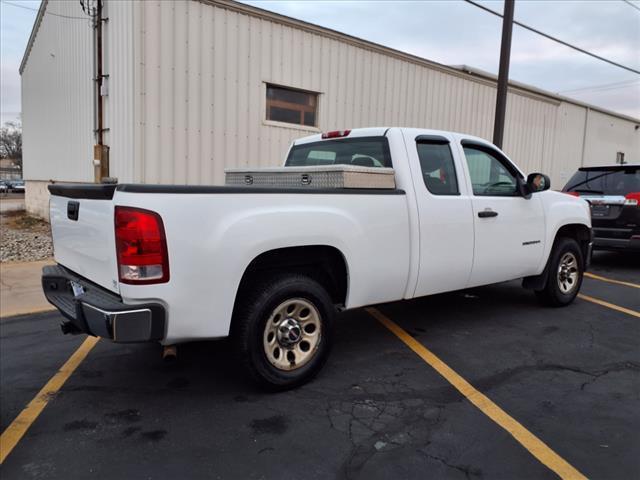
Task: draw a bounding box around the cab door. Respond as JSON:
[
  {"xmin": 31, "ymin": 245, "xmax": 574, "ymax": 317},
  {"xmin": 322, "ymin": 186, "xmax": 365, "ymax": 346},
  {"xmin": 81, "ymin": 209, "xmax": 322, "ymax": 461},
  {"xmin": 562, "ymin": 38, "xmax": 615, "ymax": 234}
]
[
  {"xmin": 402, "ymin": 131, "xmax": 475, "ymax": 297},
  {"xmin": 459, "ymin": 141, "xmax": 545, "ymax": 287}
]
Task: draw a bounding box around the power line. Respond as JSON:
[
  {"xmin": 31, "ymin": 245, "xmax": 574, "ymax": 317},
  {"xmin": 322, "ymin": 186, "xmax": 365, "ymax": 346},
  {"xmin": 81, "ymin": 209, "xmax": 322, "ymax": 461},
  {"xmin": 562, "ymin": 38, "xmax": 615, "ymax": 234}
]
[
  {"xmin": 1, "ymin": 1, "xmax": 89, "ymax": 20},
  {"xmin": 462, "ymin": 0, "xmax": 640, "ymax": 75},
  {"xmin": 560, "ymin": 84, "xmax": 640, "ymax": 96},
  {"xmin": 559, "ymin": 79, "xmax": 640, "ymax": 94},
  {"xmin": 622, "ymin": 0, "xmax": 640, "ymax": 13}
]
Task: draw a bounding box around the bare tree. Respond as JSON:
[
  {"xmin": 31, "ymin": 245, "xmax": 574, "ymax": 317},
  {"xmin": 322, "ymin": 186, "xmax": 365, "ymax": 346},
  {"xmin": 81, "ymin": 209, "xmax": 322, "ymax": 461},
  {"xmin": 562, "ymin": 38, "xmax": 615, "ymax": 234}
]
[{"xmin": 0, "ymin": 121, "xmax": 23, "ymax": 166}]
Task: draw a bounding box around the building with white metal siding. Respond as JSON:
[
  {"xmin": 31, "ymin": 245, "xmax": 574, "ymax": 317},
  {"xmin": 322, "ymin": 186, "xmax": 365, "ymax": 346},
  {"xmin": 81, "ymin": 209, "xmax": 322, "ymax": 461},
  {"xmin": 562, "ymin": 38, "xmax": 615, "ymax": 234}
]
[{"xmin": 21, "ymin": 0, "xmax": 640, "ymax": 219}]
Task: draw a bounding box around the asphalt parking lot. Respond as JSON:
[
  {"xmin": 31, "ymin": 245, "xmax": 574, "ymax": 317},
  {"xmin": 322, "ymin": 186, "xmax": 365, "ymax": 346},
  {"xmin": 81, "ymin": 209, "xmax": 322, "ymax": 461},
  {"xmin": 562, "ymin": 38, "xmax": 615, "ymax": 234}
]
[{"xmin": 1, "ymin": 251, "xmax": 638, "ymax": 479}]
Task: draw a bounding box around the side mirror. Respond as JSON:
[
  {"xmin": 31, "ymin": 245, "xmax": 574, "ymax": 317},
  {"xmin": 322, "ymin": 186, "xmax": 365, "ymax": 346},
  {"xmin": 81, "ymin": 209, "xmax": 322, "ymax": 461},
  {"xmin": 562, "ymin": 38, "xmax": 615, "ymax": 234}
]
[
  {"xmin": 517, "ymin": 176, "xmax": 532, "ymax": 199},
  {"xmin": 527, "ymin": 173, "xmax": 551, "ymax": 193}
]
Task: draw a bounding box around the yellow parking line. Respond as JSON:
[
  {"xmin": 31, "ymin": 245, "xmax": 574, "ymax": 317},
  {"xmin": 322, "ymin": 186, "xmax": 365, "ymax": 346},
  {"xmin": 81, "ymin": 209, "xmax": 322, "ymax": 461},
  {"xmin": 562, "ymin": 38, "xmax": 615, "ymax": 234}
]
[
  {"xmin": 0, "ymin": 336, "xmax": 99, "ymax": 464},
  {"xmin": 578, "ymin": 294, "xmax": 640, "ymax": 318},
  {"xmin": 366, "ymin": 307, "xmax": 587, "ymax": 480},
  {"xmin": 584, "ymin": 272, "xmax": 640, "ymax": 289}
]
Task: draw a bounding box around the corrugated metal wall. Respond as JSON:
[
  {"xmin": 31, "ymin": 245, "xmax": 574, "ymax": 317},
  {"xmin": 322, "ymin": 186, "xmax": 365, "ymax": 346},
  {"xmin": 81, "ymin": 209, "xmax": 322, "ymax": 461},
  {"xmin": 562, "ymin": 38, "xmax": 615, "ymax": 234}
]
[
  {"xmin": 583, "ymin": 110, "xmax": 640, "ymax": 167},
  {"xmin": 21, "ymin": 0, "xmax": 94, "ymax": 182},
  {"xmin": 104, "ymin": 0, "xmax": 136, "ymax": 182},
  {"xmin": 550, "ymin": 103, "xmax": 588, "ymax": 186},
  {"xmin": 132, "ymin": 0, "xmax": 570, "ymax": 185}
]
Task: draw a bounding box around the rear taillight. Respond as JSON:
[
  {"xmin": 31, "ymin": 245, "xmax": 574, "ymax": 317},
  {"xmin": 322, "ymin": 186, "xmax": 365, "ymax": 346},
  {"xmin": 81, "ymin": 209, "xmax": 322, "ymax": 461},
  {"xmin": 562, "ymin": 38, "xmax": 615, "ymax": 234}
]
[
  {"xmin": 321, "ymin": 129, "xmax": 351, "ymax": 139},
  {"xmin": 115, "ymin": 207, "xmax": 169, "ymax": 284},
  {"xmin": 564, "ymin": 191, "xmax": 580, "ymax": 197},
  {"xmin": 624, "ymin": 192, "xmax": 640, "ymax": 206}
]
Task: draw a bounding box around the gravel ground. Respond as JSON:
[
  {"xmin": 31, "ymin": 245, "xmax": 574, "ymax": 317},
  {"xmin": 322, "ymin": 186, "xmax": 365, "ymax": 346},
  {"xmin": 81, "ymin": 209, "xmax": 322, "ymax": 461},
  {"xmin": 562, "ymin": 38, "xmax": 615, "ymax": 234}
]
[{"xmin": 0, "ymin": 211, "xmax": 53, "ymax": 263}]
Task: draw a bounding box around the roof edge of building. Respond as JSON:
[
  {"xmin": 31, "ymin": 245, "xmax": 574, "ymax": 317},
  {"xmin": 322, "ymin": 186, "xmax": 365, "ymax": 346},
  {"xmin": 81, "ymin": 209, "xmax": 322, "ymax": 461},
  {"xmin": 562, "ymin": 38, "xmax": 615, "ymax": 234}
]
[
  {"xmin": 19, "ymin": 0, "xmax": 48, "ymax": 75},
  {"xmin": 453, "ymin": 65, "xmax": 640, "ymax": 124}
]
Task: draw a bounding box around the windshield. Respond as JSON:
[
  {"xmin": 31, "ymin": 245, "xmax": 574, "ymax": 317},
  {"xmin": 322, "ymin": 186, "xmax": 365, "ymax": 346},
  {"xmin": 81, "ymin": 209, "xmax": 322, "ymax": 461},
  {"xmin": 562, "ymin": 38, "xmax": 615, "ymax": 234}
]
[
  {"xmin": 563, "ymin": 167, "xmax": 639, "ymax": 195},
  {"xmin": 285, "ymin": 137, "xmax": 392, "ymax": 168}
]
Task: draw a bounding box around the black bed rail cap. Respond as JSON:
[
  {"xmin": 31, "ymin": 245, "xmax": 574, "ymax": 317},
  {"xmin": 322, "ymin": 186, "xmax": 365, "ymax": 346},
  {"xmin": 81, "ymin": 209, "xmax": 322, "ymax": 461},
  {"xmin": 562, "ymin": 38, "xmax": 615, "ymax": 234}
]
[
  {"xmin": 48, "ymin": 183, "xmax": 117, "ymax": 200},
  {"xmin": 116, "ymin": 184, "xmax": 405, "ymax": 195}
]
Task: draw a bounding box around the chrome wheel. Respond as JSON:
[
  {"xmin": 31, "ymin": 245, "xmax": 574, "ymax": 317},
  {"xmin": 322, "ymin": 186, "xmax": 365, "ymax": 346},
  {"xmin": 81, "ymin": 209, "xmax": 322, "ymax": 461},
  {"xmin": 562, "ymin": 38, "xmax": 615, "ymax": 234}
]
[
  {"xmin": 263, "ymin": 298, "xmax": 322, "ymax": 371},
  {"xmin": 557, "ymin": 252, "xmax": 579, "ymax": 294}
]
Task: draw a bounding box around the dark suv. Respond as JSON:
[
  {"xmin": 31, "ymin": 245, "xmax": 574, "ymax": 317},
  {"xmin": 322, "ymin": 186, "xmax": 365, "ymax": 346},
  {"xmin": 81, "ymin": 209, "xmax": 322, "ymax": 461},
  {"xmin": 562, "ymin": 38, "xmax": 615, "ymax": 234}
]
[{"xmin": 562, "ymin": 165, "xmax": 639, "ymax": 252}]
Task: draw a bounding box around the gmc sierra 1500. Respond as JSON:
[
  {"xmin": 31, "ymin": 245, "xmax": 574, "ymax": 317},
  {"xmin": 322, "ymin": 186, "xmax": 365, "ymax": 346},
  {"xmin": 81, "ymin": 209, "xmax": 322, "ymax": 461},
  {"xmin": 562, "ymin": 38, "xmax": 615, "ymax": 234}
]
[{"xmin": 43, "ymin": 127, "xmax": 592, "ymax": 389}]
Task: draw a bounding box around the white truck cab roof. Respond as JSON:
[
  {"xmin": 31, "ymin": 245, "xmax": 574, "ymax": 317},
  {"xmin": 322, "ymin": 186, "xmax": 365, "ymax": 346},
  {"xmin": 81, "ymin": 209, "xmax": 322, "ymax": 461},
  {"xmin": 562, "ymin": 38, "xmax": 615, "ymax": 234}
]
[
  {"xmin": 291, "ymin": 127, "xmax": 523, "ymax": 176},
  {"xmin": 294, "ymin": 127, "xmax": 496, "ymax": 149}
]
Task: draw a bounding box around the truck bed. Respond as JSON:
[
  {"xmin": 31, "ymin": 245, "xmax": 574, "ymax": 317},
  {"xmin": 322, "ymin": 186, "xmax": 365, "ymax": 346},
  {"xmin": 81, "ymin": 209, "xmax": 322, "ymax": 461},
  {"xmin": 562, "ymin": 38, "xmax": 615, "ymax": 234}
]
[{"xmin": 47, "ymin": 182, "xmax": 411, "ymax": 342}]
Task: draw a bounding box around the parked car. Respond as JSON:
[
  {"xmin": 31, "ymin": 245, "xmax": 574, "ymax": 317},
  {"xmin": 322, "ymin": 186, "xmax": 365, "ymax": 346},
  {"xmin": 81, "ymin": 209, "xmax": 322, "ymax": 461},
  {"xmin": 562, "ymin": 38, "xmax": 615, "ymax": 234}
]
[
  {"xmin": 9, "ymin": 180, "xmax": 25, "ymax": 193},
  {"xmin": 562, "ymin": 164, "xmax": 639, "ymax": 252},
  {"xmin": 0, "ymin": 180, "xmax": 8, "ymax": 195},
  {"xmin": 42, "ymin": 127, "xmax": 592, "ymax": 389}
]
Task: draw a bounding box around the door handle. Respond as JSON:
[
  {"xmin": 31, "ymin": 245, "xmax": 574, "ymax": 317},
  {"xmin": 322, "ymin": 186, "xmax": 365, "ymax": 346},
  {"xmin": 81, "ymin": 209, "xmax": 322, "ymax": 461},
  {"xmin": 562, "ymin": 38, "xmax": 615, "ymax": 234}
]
[{"xmin": 478, "ymin": 209, "xmax": 498, "ymax": 218}]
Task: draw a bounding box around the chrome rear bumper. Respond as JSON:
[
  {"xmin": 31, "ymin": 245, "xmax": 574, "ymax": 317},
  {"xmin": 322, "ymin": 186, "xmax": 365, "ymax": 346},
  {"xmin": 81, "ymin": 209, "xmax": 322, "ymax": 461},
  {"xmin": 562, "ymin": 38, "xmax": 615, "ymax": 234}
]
[{"xmin": 42, "ymin": 265, "xmax": 166, "ymax": 343}]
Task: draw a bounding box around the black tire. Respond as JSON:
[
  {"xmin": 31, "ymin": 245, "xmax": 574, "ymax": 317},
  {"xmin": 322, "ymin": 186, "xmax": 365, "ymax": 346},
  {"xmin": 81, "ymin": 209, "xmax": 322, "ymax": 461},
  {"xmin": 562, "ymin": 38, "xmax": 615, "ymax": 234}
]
[
  {"xmin": 535, "ymin": 237, "xmax": 584, "ymax": 307},
  {"xmin": 231, "ymin": 273, "xmax": 335, "ymax": 390}
]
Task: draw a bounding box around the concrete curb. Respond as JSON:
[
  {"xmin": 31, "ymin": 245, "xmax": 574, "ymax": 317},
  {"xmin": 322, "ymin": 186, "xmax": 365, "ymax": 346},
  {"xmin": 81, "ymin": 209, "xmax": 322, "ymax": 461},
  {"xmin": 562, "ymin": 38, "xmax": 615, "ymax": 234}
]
[{"xmin": 0, "ymin": 259, "xmax": 56, "ymax": 320}]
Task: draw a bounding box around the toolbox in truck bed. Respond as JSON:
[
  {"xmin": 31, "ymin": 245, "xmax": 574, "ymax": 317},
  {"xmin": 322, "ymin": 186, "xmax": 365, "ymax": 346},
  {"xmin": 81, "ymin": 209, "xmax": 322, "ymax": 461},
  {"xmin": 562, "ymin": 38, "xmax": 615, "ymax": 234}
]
[{"xmin": 225, "ymin": 165, "xmax": 396, "ymax": 189}]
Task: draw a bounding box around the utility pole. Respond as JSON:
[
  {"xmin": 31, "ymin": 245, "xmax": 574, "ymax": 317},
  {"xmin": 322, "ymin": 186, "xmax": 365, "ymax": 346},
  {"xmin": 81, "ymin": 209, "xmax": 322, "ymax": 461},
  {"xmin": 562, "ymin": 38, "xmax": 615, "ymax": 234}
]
[
  {"xmin": 92, "ymin": 0, "xmax": 109, "ymax": 182},
  {"xmin": 493, "ymin": 0, "xmax": 515, "ymax": 148}
]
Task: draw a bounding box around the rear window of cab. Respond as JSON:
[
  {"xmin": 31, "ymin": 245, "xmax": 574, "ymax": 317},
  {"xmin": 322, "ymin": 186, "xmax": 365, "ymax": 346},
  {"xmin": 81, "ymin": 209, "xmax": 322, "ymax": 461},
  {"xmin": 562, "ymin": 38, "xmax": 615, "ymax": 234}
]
[{"xmin": 285, "ymin": 137, "xmax": 392, "ymax": 168}]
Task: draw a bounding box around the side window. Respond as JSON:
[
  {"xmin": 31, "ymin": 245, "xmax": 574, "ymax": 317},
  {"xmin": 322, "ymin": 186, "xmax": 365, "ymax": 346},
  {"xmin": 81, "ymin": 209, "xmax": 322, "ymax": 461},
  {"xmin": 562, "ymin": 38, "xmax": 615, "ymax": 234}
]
[
  {"xmin": 416, "ymin": 142, "xmax": 459, "ymax": 195},
  {"xmin": 463, "ymin": 146, "xmax": 518, "ymax": 196}
]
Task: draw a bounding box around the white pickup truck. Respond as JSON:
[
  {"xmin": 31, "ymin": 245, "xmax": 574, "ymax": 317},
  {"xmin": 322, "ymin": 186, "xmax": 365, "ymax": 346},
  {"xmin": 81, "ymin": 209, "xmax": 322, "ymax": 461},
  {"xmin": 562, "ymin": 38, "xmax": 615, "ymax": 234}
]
[{"xmin": 43, "ymin": 127, "xmax": 592, "ymax": 389}]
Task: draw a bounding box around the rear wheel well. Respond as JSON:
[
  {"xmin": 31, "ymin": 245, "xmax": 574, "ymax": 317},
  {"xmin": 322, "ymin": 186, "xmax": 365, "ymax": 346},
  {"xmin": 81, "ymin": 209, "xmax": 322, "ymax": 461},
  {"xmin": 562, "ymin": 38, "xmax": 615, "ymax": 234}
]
[{"xmin": 235, "ymin": 246, "xmax": 348, "ymax": 307}]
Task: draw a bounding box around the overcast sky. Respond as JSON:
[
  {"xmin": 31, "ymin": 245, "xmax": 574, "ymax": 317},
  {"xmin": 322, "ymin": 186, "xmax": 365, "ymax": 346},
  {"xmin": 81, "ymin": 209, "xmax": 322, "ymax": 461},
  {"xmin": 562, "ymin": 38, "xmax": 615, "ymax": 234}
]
[{"xmin": 1, "ymin": 0, "xmax": 639, "ymax": 125}]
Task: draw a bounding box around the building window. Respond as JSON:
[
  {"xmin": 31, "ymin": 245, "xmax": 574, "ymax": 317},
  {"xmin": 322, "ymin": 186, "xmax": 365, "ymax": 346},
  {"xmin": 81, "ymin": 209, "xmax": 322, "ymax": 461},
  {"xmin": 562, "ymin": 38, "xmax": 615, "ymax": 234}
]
[{"xmin": 266, "ymin": 84, "xmax": 318, "ymax": 127}]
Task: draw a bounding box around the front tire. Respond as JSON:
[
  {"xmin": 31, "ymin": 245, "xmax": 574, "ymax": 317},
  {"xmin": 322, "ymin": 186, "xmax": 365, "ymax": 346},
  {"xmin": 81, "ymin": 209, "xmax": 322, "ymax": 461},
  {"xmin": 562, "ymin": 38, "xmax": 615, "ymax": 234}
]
[
  {"xmin": 535, "ymin": 237, "xmax": 584, "ymax": 307},
  {"xmin": 232, "ymin": 273, "xmax": 335, "ymax": 390}
]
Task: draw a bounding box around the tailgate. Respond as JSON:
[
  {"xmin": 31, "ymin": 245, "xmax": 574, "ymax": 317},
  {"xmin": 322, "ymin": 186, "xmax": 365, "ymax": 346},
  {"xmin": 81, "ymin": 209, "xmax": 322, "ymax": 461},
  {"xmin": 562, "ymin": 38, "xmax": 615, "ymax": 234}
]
[
  {"xmin": 49, "ymin": 184, "xmax": 120, "ymax": 293},
  {"xmin": 584, "ymin": 195, "xmax": 626, "ymax": 221}
]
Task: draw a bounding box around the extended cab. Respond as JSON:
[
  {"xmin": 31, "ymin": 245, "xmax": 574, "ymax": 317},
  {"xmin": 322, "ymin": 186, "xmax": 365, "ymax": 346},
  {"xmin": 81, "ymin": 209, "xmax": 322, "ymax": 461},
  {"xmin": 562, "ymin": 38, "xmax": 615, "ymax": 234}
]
[{"xmin": 43, "ymin": 128, "xmax": 592, "ymax": 388}]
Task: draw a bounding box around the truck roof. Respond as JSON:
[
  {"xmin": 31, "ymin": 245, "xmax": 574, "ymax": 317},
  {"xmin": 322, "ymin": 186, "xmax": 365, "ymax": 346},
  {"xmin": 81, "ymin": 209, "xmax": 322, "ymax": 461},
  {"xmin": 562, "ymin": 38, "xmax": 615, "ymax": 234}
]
[
  {"xmin": 292, "ymin": 127, "xmax": 390, "ymax": 145},
  {"xmin": 290, "ymin": 127, "xmax": 525, "ymax": 178},
  {"xmin": 292, "ymin": 127, "xmax": 494, "ymax": 147}
]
